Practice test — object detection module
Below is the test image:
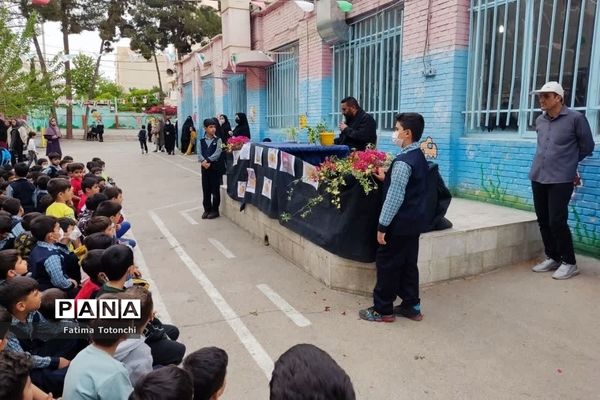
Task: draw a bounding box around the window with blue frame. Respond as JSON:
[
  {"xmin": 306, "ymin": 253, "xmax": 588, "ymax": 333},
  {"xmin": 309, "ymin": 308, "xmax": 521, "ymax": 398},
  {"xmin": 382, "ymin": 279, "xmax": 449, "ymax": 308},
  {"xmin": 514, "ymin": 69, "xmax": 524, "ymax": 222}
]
[
  {"xmin": 266, "ymin": 43, "xmax": 299, "ymax": 129},
  {"xmin": 226, "ymin": 74, "xmax": 247, "ymax": 118},
  {"xmin": 198, "ymin": 76, "xmax": 216, "ymax": 120},
  {"xmin": 332, "ymin": 6, "xmax": 403, "ymax": 131},
  {"xmin": 466, "ymin": 0, "xmax": 600, "ymax": 135}
]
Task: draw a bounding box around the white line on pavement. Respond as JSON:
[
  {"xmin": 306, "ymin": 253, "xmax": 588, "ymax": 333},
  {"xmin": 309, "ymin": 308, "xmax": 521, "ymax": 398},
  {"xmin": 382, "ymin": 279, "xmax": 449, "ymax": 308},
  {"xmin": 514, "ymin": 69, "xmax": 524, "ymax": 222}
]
[
  {"xmin": 180, "ymin": 210, "xmax": 199, "ymax": 225},
  {"xmin": 178, "ymin": 155, "xmax": 195, "ymax": 162},
  {"xmin": 181, "ymin": 206, "xmax": 203, "ymax": 213},
  {"xmin": 149, "ymin": 211, "xmax": 274, "ymax": 378},
  {"xmin": 208, "ymin": 238, "xmax": 236, "ymax": 259},
  {"xmin": 129, "ymin": 230, "xmax": 173, "ymax": 325},
  {"xmin": 151, "ymin": 153, "xmax": 202, "ymax": 177},
  {"xmin": 256, "ymin": 284, "xmax": 311, "ymax": 328},
  {"xmin": 152, "ymin": 199, "xmax": 199, "ymax": 211}
]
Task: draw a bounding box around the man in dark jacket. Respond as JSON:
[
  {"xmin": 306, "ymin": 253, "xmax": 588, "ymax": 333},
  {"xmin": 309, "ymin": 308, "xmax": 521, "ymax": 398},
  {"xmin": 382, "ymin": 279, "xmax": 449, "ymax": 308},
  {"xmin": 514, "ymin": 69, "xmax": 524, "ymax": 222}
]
[{"xmin": 334, "ymin": 97, "xmax": 377, "ymax": 150}]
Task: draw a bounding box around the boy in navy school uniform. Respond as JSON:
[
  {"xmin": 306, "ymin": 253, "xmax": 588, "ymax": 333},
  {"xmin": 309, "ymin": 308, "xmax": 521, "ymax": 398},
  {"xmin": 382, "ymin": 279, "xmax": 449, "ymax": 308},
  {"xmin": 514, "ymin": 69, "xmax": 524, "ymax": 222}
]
[
  {"xmin": 359, "ymin": 113, "xmax": 428, "ymax": 323},
  {"xmin": 198, "ymin": 118, "xmax": 224, "ymax": 220}
]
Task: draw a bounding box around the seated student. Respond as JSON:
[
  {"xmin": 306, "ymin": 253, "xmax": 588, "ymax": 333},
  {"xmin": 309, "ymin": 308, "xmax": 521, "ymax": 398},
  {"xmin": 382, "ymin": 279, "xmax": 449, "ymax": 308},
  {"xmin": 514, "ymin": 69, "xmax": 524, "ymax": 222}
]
[
  {"xmin": 0, "ymin": 351, "xmax": 54, "ymax": 400},
  {"xmin": 56, "ymin": 217, "xmax": 84, "ymax": 276},
  {"xmin": 14, "ymin": 212, "xmax": 42, "ymax": 262},
  {"xmin": 0, "ymin": 277, "xmax": 70, "ymax": 396},
  {"xmin": 28, "ymin": 216, "xmax": 78, "ymax": 296},
  {"xmin": 77, "ymin": 192, "xmax": 108, "ymax": 234},
  {"xmin": 269, "ymin": 344, "xmax": 356, "ymax": 400},
  {"xmin": 36, "ymin": 158, "xmax": 48, "ymax": 169},
  {"xmin": 0, "ymin": 249, "xmax": 28, "ymax": 285},
  {"xmin": 84, "ymin": 216, "xmax": 115, "ymax": 237},
  {"xmin": 183, "ymin": 347, "xmax": 228, "ymax": 400},
  {"xmin": 38, "ymin": 288, "xmax": 67, "ymax": 322},
  {"xmin": 1, "ymin": 197, "xmax": 26, "ymax": 238},
  {"xmin": 45, "ymin": 179, "xmax": 75, "ymax": 220},
  {"xmin": 58, "ymin": 160, "xmax": 68, "ymax": 171},
  {"xmin": 33, "ymin": 175, "xmax": 50, "ymax": 213},
  {"xmin": 66, "ymin": 162, "xmax": 85, "ymax": 212},
  {"xmin": 42, "ymin": 153, "xmax": 61, "ymax": 179},
  {"xmin": 83, "ymin": 232, "xmax": 114, "ymax": 251},
  {"xmin": 7, "ymin": 162, "xmax": 36, "ymax": 213},
  {"xmin": 104, "ymin": 186, "xmax": 132, "ymax": 238},
  {"xmin": 75, "ymin": 249, "xmax": 105, "ymax": 300},
  {"xmin": 0, "ymin": 210, "xmax": 15, "ymax": 250},
  {"xmin": 97, "ymin": 245, "xmax": 186, "ymax": 366},
  {"xmin": 77, "ymin": 176, "xmax": 100, "ymax": 216},
  {"xmin": 62, "ymin": 156, "xmax": 73, "ymax": 163},
  {"xmin": 130, "ymin": 365, "xmax": 193, "ymax": 400},
  {"xmin": 94, "ymin": 200, "xmax": 135, "ymax": 247},
  {"xmin": 115, "ymin": 286, "xmax": 154, "ymax": 385},
  {"xmin": 62, "ymin": 294, "xmax": 134, "ymax": 400}
]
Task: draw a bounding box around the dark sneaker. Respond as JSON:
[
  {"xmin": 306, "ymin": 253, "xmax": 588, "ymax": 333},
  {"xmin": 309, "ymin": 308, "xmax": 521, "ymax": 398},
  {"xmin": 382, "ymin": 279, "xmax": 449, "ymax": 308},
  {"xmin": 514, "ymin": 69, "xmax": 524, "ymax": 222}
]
[
  {"xmin": 201, "ymin": 212, "xmax": 209, "ymax": 219},
  {"xmin": 359, "ymin": 307, "xmax": 395, "ymax": 323},
  {"xmin": 393, "ymin": 304, "xmax": 423, "ymax": 321},
  {"xmin": 207, "ymin": 211, "xmax": 219, "ymax": 219}
]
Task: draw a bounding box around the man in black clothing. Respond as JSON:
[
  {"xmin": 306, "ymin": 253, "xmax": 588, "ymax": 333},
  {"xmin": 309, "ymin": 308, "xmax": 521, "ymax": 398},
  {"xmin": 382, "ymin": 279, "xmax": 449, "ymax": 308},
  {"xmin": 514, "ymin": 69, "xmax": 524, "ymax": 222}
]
[{"xmin": 334, "ymin": 97, "xmax": 377, "ymax": 151}]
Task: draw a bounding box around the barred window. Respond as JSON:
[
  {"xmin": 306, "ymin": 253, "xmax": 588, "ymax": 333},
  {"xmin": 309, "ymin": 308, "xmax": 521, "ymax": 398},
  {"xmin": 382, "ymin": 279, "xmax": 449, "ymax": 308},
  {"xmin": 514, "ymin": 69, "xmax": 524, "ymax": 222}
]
[
  {"xmin": 266, "ymin": 43, "xmax": 299, "ymax": 129},
  {"xmin": 198, "ymin": 76, "xmax": 215, "ymax": 120},
  {"xmin": 466, "ymin": 0, "xmax": 599, "ymax": 134},
  {"xmin": 226, "ymin": 74, "xmax": 247, "ymax": 118},
  {"xmin": 332, "ymin": 6, "xmax": 403, "ymax": 131}
]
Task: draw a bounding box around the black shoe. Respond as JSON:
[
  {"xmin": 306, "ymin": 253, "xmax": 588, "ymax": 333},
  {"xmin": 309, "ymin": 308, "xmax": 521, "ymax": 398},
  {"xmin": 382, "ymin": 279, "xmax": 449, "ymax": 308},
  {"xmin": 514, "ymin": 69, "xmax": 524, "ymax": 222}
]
[
  {"xmin": 393, "ymin": 304, "xmax": 423, "ymax": 321},
  {"xmin": 206, "ymin": 211, "xmax": 219, "ymax": 219},
  {"xmin": 201, "ymin": 211, "xmax": 209, "ymax": 219},
  {"xmin": 153, "ymin": 150, "xmax": 158, "ymax": 152}
]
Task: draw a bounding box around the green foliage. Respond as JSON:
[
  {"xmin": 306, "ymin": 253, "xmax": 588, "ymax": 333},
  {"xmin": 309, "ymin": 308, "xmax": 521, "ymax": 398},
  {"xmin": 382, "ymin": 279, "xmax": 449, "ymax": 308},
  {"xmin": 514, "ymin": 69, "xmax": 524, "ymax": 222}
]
[
  {"xmin": 95, "ymin": 78, "xmax": 124, "ymax": 100},
  {"xmin": 124, "ymin": 0, "xmax": 222, "ymax": 59},
  {"xmin": 306, "ymin": 126, "xmax": 319, "ymax": 144},
  {"xmin": 480, "ymin": 164, "xmax": 508, "ymax": 201},
  {"xmin": 0, "ymin": 10, "xmax": 62, "ymax": 117},
  {"xmin": 71, "ymin": 54, "xmax": 97, "ymax": 99},
  {"xmin": 315, "ymin": 121, "xmax": 330, "ymax": 133},
  {"xmin": 285, "ymin": 126, "xmax": 299, "ymax": 142}
]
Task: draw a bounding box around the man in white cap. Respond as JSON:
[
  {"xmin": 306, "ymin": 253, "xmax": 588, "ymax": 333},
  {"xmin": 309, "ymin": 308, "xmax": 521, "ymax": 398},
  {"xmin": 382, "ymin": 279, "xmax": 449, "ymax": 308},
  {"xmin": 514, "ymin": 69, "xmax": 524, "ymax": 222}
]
[{"xmin": 530, "ymin": 81, "xmax": 595, "ymax": 279}]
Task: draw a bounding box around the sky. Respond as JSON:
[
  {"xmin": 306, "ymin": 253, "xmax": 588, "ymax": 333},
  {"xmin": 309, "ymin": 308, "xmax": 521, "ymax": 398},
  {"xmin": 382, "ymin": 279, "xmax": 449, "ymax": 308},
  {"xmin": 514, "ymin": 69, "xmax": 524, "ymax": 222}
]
[{"xmin": 37, "ymin": 21, "xmax": 127, "ymax": 81}]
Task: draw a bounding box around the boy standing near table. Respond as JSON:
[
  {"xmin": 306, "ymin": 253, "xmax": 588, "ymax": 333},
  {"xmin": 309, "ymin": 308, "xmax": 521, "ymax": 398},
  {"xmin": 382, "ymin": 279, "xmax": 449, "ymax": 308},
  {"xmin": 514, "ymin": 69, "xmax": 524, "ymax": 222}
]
[
  {"xmin": 359, "ymin": 113, "xmax": 428, "ymax": 323},
  {"xmin": 198, "ymin": 118, "xmax": 224, "ymax": 220}
]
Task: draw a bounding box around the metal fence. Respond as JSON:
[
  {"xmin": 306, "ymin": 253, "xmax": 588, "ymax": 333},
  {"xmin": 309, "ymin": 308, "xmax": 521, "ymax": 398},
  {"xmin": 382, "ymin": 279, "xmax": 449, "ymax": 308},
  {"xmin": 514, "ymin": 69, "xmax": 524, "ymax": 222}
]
[
  {"xmin": 332, "ymin": 6, "xmax": 403, "ymax": 131},
  {"xmin": 466, "ymin": 0, "xmax": 600, "ymax": 134},
  {"xmin": 266, "ymin": 43, "xmax": 299, "ymax": 129}
]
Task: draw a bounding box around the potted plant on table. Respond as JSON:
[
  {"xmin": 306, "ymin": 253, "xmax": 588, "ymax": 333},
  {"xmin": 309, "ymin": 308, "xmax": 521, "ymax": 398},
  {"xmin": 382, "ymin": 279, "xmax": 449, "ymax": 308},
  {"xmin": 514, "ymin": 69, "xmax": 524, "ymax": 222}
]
[
  {"xmin": 316, "ymin": 121, "xmax": 335, "ymax": 146},
  {"xmin": 285, "ymin": 126, "xmax": 299, "ymax": 142}
]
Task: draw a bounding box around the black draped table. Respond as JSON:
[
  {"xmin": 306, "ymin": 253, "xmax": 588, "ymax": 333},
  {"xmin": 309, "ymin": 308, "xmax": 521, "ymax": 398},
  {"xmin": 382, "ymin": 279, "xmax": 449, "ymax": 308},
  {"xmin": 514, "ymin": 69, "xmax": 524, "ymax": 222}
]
[
  {"xmin": 260, "ymin": 142, "xmax": 350, "ymax": 165},
  {"xmin": 226, "ymin": 143, "xmax": 452, "ymax": 262}
]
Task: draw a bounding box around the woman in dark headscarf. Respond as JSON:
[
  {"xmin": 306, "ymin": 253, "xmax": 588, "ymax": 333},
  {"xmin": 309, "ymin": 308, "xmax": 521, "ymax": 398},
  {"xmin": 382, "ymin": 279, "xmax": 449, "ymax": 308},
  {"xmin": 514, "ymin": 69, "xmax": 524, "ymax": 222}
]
[
  {"xmin": 180, "ymin": 116, "xmax": 193, "ymax": 154},
  {"xmin": 164, "ymin": 119, "xmax": 177, "ymax": 155},
  {"xmin": 232, "ymin": 112, "xmax": 250, "ymax": 139},
  {"xmin": 218, "ymin": 114, "xmax": 232, "ymax": 140}
]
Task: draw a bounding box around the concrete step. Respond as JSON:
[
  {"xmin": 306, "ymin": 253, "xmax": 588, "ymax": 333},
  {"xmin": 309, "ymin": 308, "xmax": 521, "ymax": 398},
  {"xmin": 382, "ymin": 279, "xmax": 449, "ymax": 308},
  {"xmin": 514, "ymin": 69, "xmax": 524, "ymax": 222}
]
[{"xmin": 221, "ymin": 191, "xmax": 543, "ymax": 296}]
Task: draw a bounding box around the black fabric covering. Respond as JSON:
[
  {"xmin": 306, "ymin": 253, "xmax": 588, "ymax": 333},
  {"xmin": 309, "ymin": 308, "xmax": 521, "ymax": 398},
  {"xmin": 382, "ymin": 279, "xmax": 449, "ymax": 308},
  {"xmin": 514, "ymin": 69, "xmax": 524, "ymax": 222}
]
[{"xmin": 226, "ymin": 144, "xmax": 452, "ymax": 262}]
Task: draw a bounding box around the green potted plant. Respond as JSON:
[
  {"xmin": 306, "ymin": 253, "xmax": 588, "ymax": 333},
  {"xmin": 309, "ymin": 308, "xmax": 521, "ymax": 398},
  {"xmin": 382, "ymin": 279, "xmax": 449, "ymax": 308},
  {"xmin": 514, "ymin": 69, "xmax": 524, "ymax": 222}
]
[
  {"xmin": 307, "ymin": 126, "xmax": 319, "ymax": 144},
  {"xmin": 285, "ymin": 126, "xmax": 299, "ymax": 142}
]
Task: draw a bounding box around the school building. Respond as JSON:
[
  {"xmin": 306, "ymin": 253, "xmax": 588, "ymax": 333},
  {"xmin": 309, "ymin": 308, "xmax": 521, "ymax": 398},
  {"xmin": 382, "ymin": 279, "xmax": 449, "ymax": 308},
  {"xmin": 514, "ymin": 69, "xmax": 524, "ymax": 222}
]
[{"xmin": 176, "ymin": 0, "xmax": 600, "ymax": 257}]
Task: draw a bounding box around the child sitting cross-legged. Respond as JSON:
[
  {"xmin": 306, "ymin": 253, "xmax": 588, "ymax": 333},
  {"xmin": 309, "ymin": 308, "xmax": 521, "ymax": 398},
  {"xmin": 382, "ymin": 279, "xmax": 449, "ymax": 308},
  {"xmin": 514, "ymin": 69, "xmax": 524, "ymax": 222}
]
[
  {"xmin": 0, "ymin": 277, "xmax": 70, "ymax": 396},
  {"xmin": 28, "ymin": 215, "xmax": 79, "ymax": 296},
  {"xmin": 62, "ymin": 293, "xmax": 134, "ymax": 400},
  {"xmin": 97, "ymin": 244, "xmax": 186, "ymax": 366},
  {"xmin": 114, "ymin": 286, "xmax": 154, "ymax": 385}
]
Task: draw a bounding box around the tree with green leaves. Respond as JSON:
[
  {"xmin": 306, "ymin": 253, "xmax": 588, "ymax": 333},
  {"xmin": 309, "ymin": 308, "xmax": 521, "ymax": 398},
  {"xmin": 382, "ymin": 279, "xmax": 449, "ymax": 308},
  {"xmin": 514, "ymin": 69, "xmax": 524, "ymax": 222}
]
[
  {"xmin": 0, "ymin": 9, "xmax": 62, "ymax": 118},
  {"xmin": 124, "ymin": 0, "xmax": 221, "ymax": 104},
  {"xmin": 71, "ymin": 53, "xmax": 97, "ymax": 100}
]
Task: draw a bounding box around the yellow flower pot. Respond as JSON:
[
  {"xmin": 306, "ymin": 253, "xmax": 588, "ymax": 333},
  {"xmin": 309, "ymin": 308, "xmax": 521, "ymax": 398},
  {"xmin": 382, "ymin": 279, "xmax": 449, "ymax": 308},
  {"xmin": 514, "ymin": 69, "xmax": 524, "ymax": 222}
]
[{"xmin": 319, "ymin": 131, "xmax": 335, "ymax": 146}]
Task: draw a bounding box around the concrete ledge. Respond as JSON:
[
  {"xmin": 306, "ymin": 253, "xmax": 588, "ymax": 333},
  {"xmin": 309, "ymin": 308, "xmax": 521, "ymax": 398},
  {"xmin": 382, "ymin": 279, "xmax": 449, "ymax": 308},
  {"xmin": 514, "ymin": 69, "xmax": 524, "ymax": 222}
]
[{"xmin": 221, "ymin": 187, "xmax": 543, "ymax": 296}]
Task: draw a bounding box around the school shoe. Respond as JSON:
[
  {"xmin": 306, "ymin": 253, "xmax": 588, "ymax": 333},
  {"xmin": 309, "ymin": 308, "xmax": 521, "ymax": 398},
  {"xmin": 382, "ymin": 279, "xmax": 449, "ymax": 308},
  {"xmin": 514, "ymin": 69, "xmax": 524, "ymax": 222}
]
[
  {"xmin": 532, "ymin": 258, "xmax": 561, "ymax": 272},
  {"xmin": 393, "ymin": 304, "xmax": 423, "ymax": 321},
  {"xmin": 201, "ymin": 211, "xmax": 209, "ymax": 219},
  {"xmin": 358, "ymin": 307, "xmax": 395, "ymax": 323},
  {"xmin": 552, "ymin": 263, "xmax": 579, "ymax": 280},
  {"xmin": 207, "ymin": 211, "xmax": 219, "ymax": 219}
]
